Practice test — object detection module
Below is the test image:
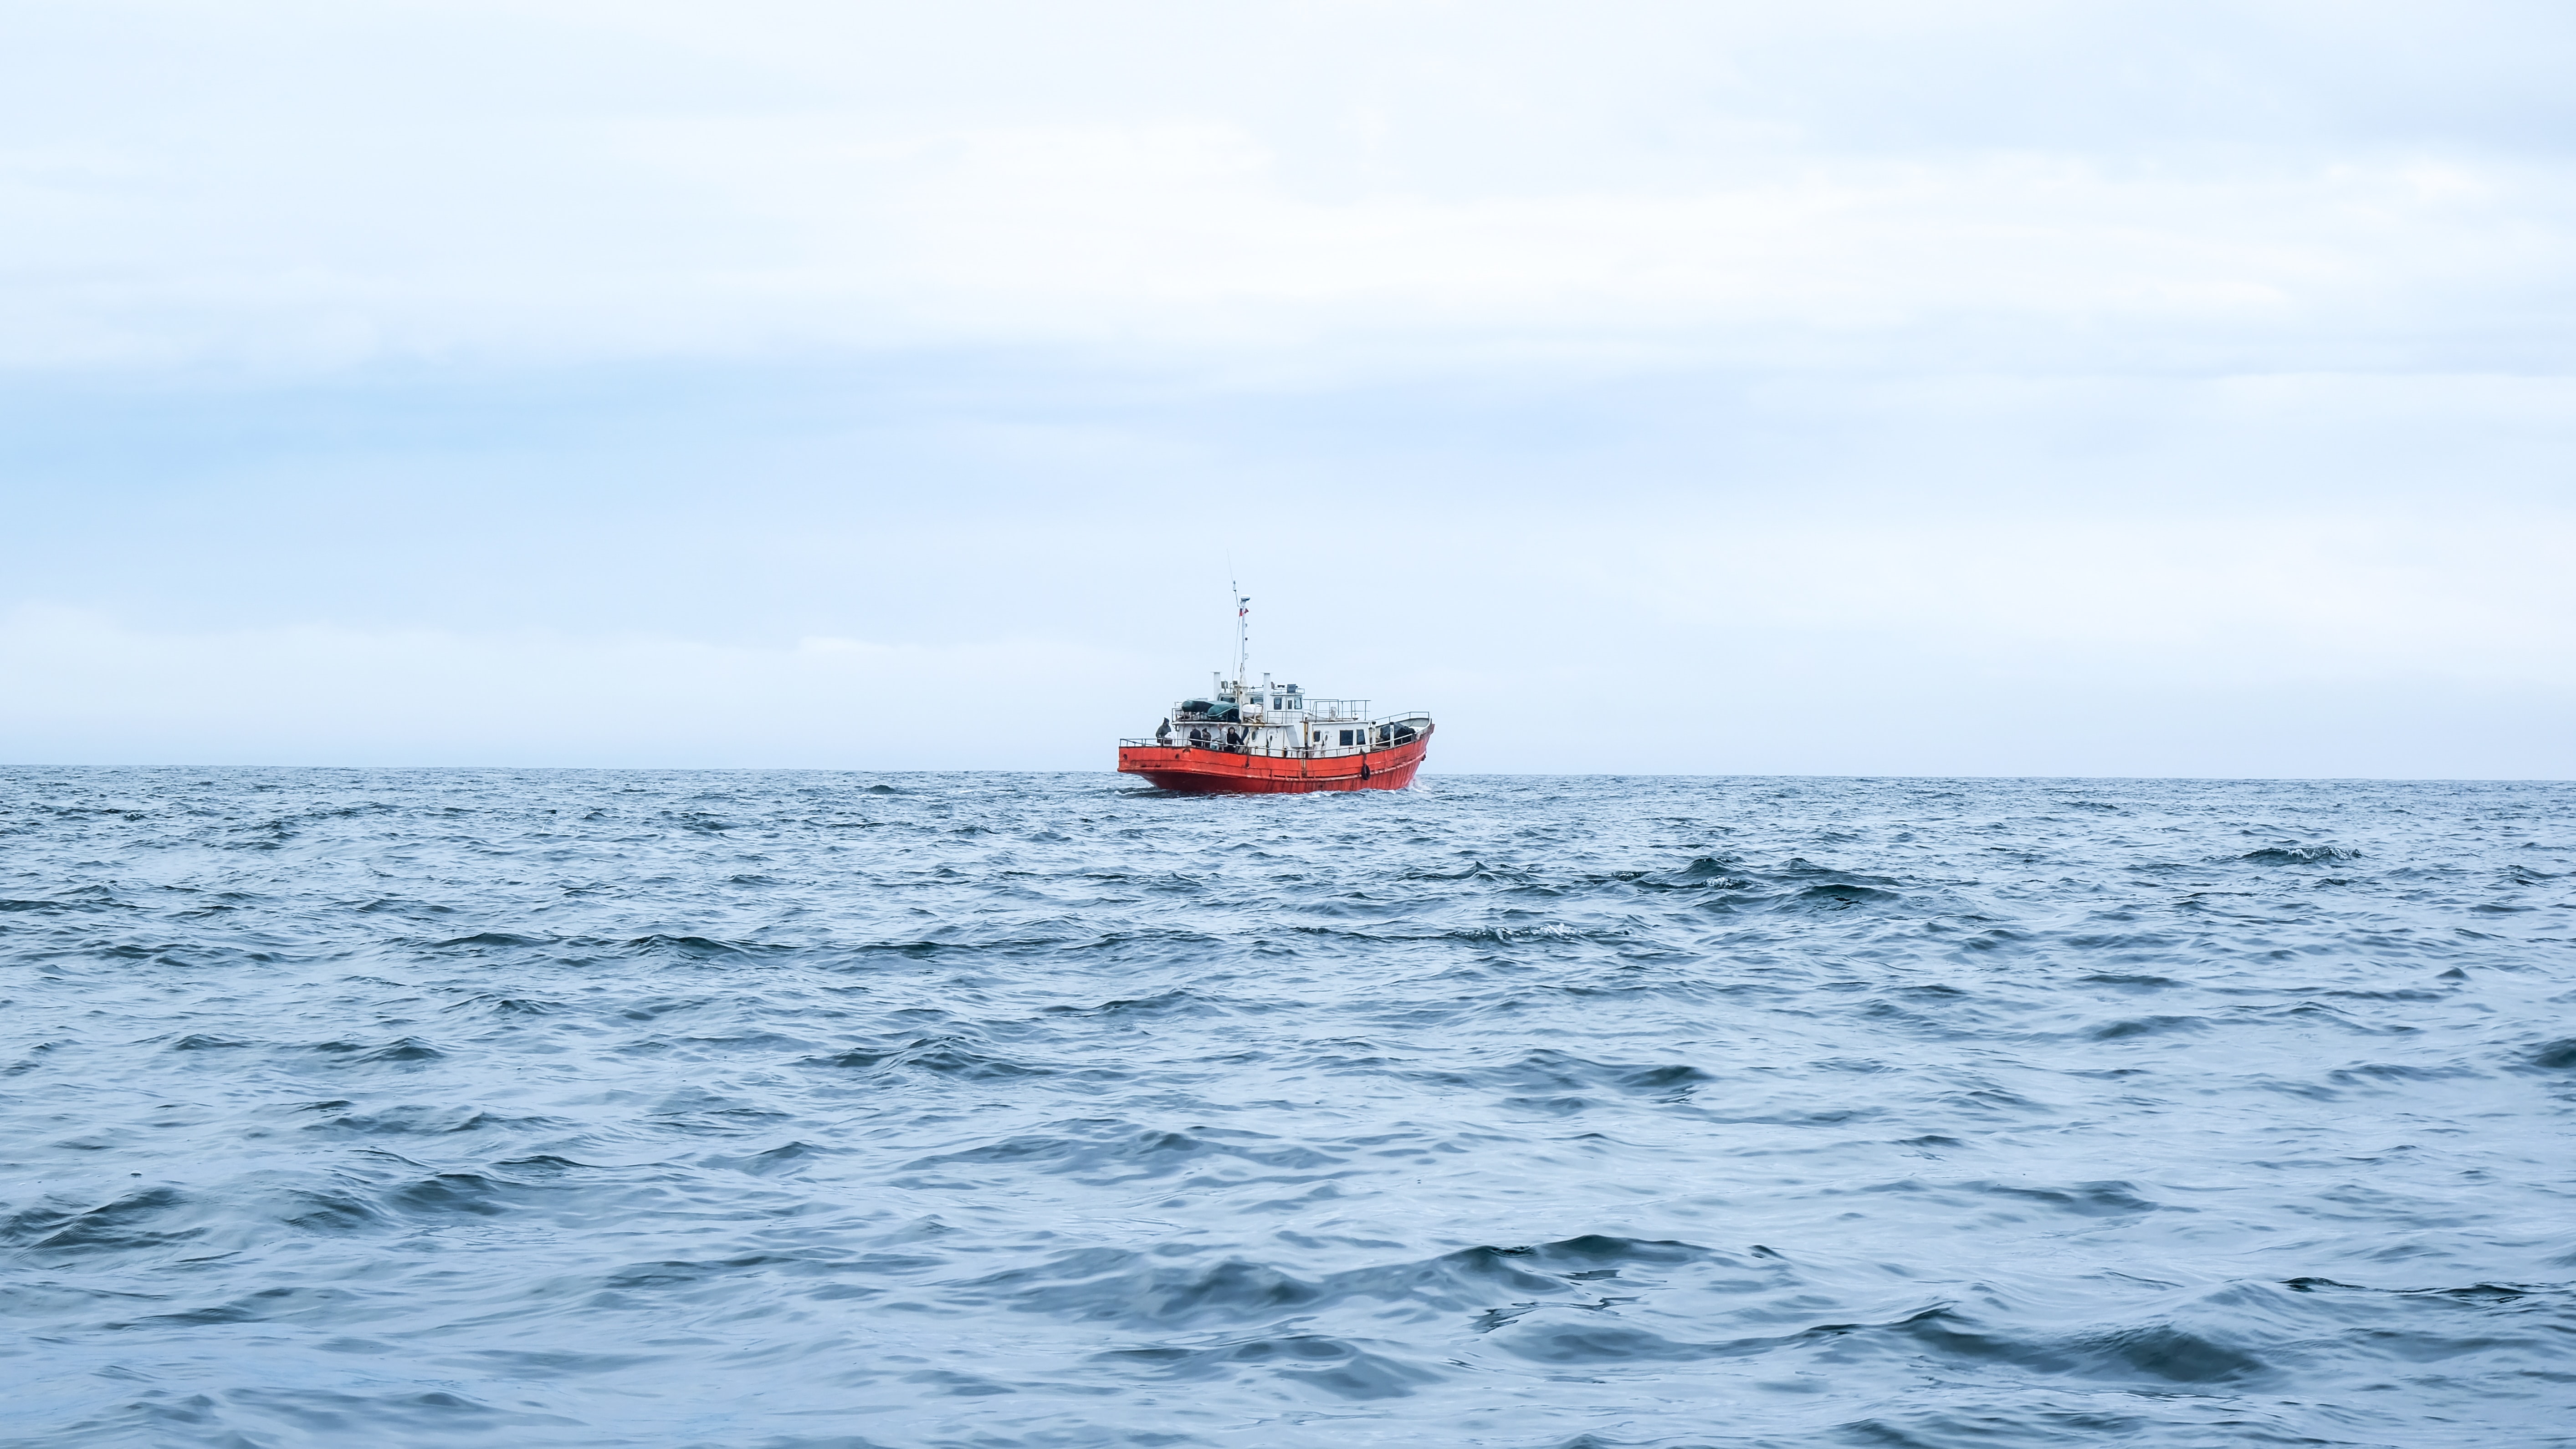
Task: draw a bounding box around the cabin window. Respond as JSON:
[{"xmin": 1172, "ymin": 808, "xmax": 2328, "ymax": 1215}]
[{"xmin": 1338, "ymin": 729, "xmax": 1356, "ymax": 746}]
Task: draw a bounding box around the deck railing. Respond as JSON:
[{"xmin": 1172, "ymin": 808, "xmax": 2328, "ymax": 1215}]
[{"xmin": 1177, "ymin": 698, "xmax": 1370, "ymax": 724}]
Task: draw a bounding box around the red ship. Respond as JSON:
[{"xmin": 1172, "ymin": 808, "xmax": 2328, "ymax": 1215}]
[{"xmin": 1116, "ymin": 588, "xmax": 1433, "ymax": 794}]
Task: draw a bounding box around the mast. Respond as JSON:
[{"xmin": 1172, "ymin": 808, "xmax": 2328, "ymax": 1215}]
[{"xmin": 1232, "ymin": 578, "xmax": 1250, "ymax": 694}]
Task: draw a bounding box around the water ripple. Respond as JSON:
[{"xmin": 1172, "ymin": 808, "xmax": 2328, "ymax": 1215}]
[{"xmin": 2, "ymin": 768, "xmax": 2572, "ymax": 1447}]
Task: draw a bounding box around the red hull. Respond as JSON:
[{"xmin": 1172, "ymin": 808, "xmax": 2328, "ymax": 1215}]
[{"xmin": 1117, "ymin": 727, "xmax": 1431, "ymax": 794}]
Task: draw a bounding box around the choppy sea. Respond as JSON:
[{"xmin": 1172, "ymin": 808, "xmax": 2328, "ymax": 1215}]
[{"xmin": 4, "ymin": 769, "xmax": 2573, "ymax": 1448}]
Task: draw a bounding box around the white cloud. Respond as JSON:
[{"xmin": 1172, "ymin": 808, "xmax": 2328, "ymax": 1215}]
[
  {"xmin": 0, "ymin": 607, "xmax": 1152, "ymax": 768},
  {"xmin": 8, "ymin": 481, "xmax": 2568, "ymax": 776},
  {"xmin": 1, "ymin": 2, "xmax": 2569, "ymax": 372},
  {"xmin": 1596, "ymin": 513, "xmax": 2576, "ymax": 683}
]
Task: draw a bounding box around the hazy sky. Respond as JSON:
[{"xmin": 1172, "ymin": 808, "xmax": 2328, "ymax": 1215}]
[{"xmin": 5, "ymin": 0, "xmax": 2572, "ymax": 775}]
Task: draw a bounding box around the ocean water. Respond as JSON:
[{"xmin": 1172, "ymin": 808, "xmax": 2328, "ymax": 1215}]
[{"xmin": 4, "ymin": 769, "xmax": 2573, "ymax": 1449}]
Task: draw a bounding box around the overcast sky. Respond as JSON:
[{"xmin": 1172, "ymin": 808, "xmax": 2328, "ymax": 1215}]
[{"xmin": 5, "ymin": 0, "xmax": 2572, "ymax": 775}]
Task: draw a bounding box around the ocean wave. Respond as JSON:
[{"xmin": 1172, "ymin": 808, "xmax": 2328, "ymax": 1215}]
[
  {"xmin": 2238, "ymin": 845, "xmax": 2361, "ymax": 864},
  {"xmin": 1094, "ymin": 1333, "xmax": 1442, "ymax": 1400},
  {"xmin": 2526, "ymin": 1038, "xmax": 2576, "ymax": 1070}
]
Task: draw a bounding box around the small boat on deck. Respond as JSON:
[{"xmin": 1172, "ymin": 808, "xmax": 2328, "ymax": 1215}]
[{"xmin": 1115, "ymin": 589, "xmax": 1433, "ymax": 794}]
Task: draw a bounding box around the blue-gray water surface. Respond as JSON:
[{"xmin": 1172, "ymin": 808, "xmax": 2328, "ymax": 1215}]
[{"xmin": 4, "ymin": 769, "xmax": 2573, "ymax": 1448}]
